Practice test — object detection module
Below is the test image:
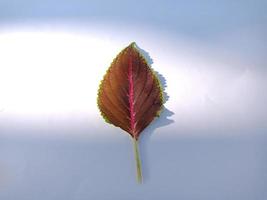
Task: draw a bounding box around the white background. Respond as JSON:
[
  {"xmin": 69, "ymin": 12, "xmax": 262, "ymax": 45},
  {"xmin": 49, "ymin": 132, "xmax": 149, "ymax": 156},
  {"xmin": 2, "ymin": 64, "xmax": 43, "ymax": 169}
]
[{"xmin": 0, "ymin": 0, "xmax": 266, "ymax": 199}]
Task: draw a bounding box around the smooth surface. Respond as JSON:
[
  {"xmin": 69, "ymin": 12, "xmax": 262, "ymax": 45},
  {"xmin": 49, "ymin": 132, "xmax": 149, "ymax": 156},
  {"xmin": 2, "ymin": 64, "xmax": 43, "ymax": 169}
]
[{"xmin": 0, "ymin": 0, "xmax": 267, "ymax": 199}]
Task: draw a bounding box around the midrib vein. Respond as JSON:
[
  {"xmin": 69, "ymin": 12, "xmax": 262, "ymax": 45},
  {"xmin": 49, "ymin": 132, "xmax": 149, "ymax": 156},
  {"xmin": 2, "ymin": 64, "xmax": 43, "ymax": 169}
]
[{"xmin": 128, "ymin": 54, "xmax": 136, "ymax": 136}]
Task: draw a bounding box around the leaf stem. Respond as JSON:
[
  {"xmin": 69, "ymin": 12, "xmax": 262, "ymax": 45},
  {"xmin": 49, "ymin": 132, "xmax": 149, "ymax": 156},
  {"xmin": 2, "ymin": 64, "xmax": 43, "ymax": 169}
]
[{"xmin": 132, "ymin": 137, "xmax": 142, "ymax": 183}]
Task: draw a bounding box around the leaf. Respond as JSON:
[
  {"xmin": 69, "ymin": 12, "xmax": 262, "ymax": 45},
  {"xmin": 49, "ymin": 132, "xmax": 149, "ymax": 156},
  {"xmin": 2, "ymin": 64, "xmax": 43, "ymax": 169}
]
[{"xmin": 97, "ymin": 42, "xmax": 164, "ymax": 183}]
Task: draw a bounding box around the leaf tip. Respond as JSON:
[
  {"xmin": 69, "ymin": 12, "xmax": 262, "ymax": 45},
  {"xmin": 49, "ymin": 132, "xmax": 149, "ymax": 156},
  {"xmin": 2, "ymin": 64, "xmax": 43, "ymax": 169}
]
[{"xmin": 129, "ymin": 42, "xmax": 137, "ymax": 48}]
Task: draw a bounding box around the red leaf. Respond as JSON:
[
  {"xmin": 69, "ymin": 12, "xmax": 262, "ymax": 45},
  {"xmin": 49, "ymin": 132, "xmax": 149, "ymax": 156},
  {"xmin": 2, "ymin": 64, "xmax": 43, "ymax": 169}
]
[{"xmin": 97, "ymin": 42, "xmax": 164, "ymax": 182}]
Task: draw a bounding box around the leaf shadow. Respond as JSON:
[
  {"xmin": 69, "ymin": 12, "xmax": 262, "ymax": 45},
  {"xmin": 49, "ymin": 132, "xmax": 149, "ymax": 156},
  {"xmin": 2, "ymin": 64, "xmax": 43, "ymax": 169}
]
[{"xmin": 135, "ymin": 43, "xmax": 175, "ymax": 182}]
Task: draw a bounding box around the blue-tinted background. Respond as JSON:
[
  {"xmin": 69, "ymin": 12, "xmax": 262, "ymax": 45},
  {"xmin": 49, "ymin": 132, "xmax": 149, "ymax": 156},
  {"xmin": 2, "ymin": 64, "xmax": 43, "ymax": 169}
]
[{"xmin": 0, "ymin": 0, "xmax": 266, "ymax": 199}]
